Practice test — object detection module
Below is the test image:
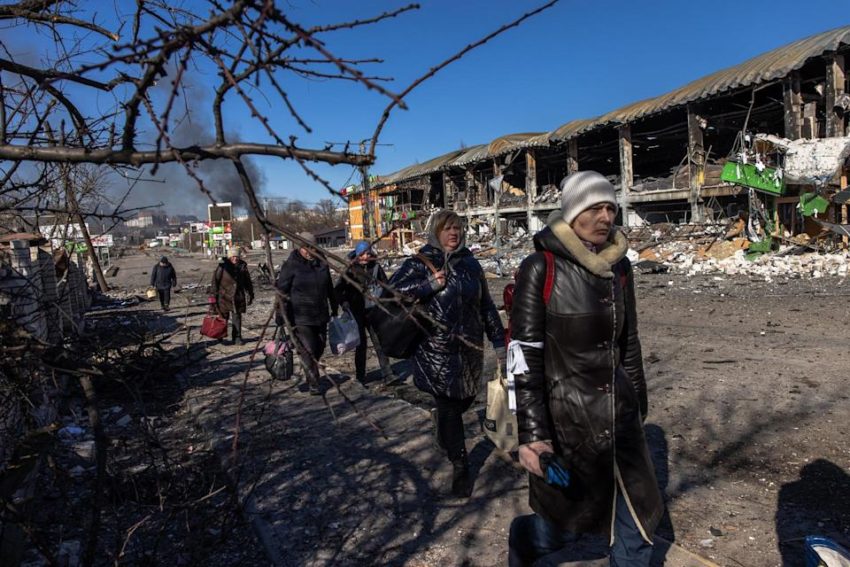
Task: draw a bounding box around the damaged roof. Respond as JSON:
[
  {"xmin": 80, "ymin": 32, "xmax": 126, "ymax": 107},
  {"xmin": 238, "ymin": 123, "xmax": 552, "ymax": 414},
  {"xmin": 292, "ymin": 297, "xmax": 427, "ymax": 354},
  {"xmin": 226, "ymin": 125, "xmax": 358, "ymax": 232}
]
[
  {"xmin": 375, "ymin": 148, "xmax": 466, "ymax": 187},
  {"xmin": 450, "ymin": 133, "xmax": 548, "ymax": 167},
  {"xmin": 550, "ymin": 24, "xmax": 850, "ymax": 140},
  {"xmin": 376, "ymin": 133, "xmax": 548, "ymax": 185}
]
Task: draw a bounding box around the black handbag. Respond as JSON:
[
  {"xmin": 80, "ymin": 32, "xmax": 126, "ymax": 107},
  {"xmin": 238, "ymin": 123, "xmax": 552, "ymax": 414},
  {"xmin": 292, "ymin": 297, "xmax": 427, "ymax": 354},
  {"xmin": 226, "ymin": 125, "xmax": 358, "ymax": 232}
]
[
  {"xmin": 366, "ymin": 254, "xmax": 438, "ymax": 359},
  {"xmin": 264, "ymin": 326, "xmax": 294, "ymax": 380}
]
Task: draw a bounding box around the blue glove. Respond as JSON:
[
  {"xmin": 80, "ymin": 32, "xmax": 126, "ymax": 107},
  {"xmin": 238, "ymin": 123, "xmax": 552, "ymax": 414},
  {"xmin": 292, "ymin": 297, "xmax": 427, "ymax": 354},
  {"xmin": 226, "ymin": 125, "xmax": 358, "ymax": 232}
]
[{"xmin": 539, "ymin": 452, "xmax": 570, "ymax": 488}]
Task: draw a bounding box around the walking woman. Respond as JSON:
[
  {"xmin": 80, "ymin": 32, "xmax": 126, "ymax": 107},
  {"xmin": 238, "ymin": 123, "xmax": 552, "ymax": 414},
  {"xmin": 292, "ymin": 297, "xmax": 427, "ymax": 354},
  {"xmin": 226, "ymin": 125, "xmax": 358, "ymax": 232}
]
[
  {"xmin": 211, "ymin": 248, "xmax": 254, "ymax": 345},
  {"xmin": 335, "ymin": 240, "xmax": 392, "ymax": 385},
  {"xmin": 389, "ymin": 209, "xmax": 505, "ymax": 497},
  {"xmin": 508, "ymin": 171, "xmax": 663, "ymax": 566},
  {"xmin": 276, "ymin": 231, "xmax": 338, "ymax": 395}
]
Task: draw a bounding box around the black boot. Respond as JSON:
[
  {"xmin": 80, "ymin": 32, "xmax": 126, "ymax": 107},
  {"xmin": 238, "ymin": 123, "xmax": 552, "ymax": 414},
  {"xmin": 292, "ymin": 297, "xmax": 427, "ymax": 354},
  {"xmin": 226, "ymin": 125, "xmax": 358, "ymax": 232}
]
[
  {"xmin": 430, "ymin": 408, "xmax": 446, "ymax": 454},
  {"xmin": 451, "ymin": 456, "xmax": 471, "ymax": 498}
]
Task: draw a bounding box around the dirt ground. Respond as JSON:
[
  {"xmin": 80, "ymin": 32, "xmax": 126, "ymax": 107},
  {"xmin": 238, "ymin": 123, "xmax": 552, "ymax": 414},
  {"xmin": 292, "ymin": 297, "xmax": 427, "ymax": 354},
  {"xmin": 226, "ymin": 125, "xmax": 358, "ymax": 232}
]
[{"xmin": 20, "ymin": 246, "xmax": 850, "ymax": 566}]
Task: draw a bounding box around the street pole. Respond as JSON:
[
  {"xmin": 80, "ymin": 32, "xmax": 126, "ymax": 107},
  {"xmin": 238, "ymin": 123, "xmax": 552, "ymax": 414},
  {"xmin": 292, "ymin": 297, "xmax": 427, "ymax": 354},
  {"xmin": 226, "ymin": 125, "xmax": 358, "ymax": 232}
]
[{"xmin": 359, "ymin": 140, "xmax": 376, "ymax": 241}]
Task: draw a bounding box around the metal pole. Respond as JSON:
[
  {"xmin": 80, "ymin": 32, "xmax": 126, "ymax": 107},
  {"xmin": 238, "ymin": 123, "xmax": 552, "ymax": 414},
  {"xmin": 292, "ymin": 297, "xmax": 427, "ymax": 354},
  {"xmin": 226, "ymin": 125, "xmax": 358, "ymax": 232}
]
[{"xmin": 359, "ymin": 141, "xmax": 376, "ymax": 241}]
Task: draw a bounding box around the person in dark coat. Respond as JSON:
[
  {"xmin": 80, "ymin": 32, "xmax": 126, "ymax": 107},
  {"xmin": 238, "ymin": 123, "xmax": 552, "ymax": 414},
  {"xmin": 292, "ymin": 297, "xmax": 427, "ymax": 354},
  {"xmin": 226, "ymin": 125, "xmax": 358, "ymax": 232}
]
[
  {"xmin": 211, "ymin": 248, "xmax": 254, "ymax": 345},
  {"xmin": 389, "ymin": 210, "xmax": 505, "ymax": 497},
  {"xmin": 275, "ymin": 231, "xmax": 338, "ymax": 395},
  {"xmin": 334, "ymin": 240, "xmax": 393, "ymax": 385},
  {"xmin": 508, "ymin": 171, "xmax": 663, "ymax": 567},
  {"xmin": 150, "ymin": 256, "xmax": 177, "ymax": 311}
]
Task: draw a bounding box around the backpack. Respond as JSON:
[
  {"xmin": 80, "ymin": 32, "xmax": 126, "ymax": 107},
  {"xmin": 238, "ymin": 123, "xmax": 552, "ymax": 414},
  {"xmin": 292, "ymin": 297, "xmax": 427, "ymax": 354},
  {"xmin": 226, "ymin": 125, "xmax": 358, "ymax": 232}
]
[{"xmin": 503, "ymin": 251, "xmax": 555, "ymax": 342}]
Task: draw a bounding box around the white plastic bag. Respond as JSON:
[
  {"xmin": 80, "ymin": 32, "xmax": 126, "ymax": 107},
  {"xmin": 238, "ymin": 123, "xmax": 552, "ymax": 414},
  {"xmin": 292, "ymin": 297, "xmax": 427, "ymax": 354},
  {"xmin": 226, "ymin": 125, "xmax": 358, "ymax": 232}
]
[
  {"xmin": 483, "ymin": 365, "xmax": 518, "ymax": 453},
  {"xmin": 329, "ymin": 309, "xmax": 361, "ymax": 355}
]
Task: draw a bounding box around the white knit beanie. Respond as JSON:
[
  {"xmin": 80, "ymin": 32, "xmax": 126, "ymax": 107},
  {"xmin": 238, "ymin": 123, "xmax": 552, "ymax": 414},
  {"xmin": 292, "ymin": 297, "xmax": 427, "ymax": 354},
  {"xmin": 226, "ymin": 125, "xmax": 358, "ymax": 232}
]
[{"xmin": 559, "ymin": 171, "xmax": 618, "ymax": 225}]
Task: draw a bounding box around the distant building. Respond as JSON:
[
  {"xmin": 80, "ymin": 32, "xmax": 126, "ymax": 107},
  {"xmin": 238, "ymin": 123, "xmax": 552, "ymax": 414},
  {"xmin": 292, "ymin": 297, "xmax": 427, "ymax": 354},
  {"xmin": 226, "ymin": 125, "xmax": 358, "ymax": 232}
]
[
  {"xmin": 126, "ymin": 210, "xmax": 167, "ymax": 228},
  {"xmin": 313, "ymin": 226, "xmax": 346, "ymax": 248}
]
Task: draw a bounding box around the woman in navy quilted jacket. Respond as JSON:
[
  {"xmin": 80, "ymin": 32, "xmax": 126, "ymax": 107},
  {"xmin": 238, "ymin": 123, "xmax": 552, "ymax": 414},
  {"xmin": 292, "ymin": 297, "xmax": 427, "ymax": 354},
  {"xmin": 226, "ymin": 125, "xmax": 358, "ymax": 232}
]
[{"xmin": 389, "ymin": 209, "xmax": 505, "ymax": 497}]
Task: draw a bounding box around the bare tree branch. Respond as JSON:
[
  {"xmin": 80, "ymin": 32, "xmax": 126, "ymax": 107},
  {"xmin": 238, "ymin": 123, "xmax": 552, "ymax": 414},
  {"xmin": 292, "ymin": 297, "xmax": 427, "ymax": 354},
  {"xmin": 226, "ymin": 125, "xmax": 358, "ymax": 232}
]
[{"xmin": 0, "ymin": 143, "xmax": 370, "ymax": 166}]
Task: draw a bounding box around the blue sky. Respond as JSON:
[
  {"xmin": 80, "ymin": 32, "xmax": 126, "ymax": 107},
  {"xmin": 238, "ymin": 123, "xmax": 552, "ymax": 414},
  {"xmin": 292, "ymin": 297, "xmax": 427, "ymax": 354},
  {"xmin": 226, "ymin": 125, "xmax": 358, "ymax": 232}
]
[{"xmin": 2, "ymin": 0, "xmax": 848, "ymax": 214}]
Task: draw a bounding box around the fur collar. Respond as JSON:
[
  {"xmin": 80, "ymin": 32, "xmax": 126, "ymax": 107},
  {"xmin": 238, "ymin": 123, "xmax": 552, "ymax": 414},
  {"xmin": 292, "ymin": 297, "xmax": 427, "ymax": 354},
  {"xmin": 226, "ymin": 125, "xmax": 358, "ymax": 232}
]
[{"xmin": 549, "ymin": 219, "xmax": 629, "ymax": 278}]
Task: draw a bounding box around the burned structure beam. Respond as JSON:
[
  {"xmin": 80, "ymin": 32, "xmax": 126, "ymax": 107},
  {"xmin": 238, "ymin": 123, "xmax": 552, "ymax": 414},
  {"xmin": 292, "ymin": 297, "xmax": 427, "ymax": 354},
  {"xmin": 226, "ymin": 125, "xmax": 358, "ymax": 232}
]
[
  {"xmin": 825, "ymin": 53, "xmax": 846, "ymax": 137},
  {"xmin": 566, "ymin": 139, "xmax": 579, "ymax": 175},
  {"xmin": 526, "ymin": 149, "xmax": 538, "ymax": 230},
  {"xmin": 783, "ymin": 71, "xmax": 803, "ymax": 140},
  {"xmin": 618, "ymin": 125, "xmax": 633, "ymax": 227},
  {"xmin": 687, "ymin": 106, "xmax": 705, "ymax": 223}
]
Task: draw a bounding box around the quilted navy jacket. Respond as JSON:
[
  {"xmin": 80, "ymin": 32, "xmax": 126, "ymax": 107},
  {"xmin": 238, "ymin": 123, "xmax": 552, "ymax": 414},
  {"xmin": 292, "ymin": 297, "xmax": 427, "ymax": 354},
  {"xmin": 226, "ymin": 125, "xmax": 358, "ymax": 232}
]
[{"xmin": 389, "ymin": 244, "xmax": 504, "ymax": 399}]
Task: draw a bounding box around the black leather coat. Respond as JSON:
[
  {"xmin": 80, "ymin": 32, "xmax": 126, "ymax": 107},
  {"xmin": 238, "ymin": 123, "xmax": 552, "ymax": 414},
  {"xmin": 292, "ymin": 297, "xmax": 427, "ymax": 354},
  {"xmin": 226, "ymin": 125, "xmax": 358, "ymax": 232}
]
[
  {"xmin": 276, "ymin": 249, "xmax": 338, "ymax": 326},
  {"xmin": 511, "ymin": 222, "xmax": 663, "ymax": 541},
  {"xmin": 389, "ymin": 244, "xmax": 504, "ymax": 399}
]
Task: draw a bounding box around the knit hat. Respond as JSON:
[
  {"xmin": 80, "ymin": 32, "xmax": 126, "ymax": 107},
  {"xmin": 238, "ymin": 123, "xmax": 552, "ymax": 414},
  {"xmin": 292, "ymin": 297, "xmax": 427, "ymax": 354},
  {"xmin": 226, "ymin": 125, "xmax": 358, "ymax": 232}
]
[
  {"xmin": 559, "ymin": 171, "xmax": 618, "ymax": 225},
  {"xmin": 354, "ymin": 240, "xmax": 372, "ymax": 256},
  {"xmin": 297, "ymin": 231, "xmax": 317, "ymax": 247},
  {"xmin": 159, "ymin": 256, "xmax": 168, "ymax": 263}
]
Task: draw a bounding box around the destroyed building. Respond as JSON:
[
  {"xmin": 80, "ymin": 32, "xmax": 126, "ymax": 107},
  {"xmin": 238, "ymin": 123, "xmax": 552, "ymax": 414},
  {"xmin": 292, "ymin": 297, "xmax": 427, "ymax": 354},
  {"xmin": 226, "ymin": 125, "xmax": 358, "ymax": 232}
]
[{"xmin": 350, "ymin": 25, "xmax": 850, "ymax": 254}]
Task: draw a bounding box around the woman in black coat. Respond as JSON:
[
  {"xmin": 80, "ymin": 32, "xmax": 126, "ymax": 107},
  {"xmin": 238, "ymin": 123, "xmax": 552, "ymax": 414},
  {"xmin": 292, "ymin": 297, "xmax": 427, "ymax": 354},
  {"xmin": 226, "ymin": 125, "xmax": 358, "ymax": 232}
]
[
  {"xmin": 508, "ymin": 171, "xmax": 663, "ymax": 567},
  {"xmin": 275, "ymin": 231, "xmax": 338, "ymax": 395},
  {"xmin": 389, "ymin": 210, "xmax": 505, "ymax": 497}
]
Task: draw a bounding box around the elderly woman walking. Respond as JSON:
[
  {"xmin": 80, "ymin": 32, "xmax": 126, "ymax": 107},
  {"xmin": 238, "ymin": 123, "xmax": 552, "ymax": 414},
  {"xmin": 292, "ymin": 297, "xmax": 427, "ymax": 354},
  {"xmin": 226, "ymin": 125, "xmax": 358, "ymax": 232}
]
[
  {"xmin": 211, "ymin": 248, "xmax": 254, "ymax": 345},
  {"xmin": 389, "ymin": 209, "xmax": 505, "ymax": 497},
  {"xmin": 508, "ymin": 171, "xmax": 663, "ymax": 566}
]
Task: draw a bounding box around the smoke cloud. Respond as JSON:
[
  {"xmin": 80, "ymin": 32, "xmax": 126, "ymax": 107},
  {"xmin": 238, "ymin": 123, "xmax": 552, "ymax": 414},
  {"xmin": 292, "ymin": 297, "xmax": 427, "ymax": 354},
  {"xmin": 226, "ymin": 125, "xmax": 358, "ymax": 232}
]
[{"xmin": 106, "ymin": 67, "xmax": 267, "ymax": 216}]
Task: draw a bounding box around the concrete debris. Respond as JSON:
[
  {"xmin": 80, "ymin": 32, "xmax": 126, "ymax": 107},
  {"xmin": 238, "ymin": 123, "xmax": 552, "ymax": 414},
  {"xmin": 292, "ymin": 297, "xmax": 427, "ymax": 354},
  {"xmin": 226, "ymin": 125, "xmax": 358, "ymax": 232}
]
[
  {"xmin": 386, "ymin": 220, "xmax": 848, "ymax": 281},
  {"xmin": 756, "ymin": 134, "xmax": 850, "ymax": 185}
]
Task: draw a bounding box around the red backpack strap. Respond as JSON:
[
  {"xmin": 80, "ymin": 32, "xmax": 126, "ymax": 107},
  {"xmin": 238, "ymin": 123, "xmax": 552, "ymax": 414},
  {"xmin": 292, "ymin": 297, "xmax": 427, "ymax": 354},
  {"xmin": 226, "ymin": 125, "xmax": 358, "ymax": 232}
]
[{"xmin": 542, "ymin": 251, "xmax": 555, "ymax": 305}]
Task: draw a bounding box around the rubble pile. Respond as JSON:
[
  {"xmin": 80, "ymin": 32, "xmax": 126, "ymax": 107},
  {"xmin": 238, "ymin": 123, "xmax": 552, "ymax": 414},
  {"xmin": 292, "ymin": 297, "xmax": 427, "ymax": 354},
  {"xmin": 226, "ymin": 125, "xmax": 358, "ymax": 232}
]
[
  {"xmin": 656, "ymin": 247, "xmax": 849, "ymax": 279},
  {"xmin": 384, "ymin": 222, "xmax": 848, "ymax": 281},
  {"xmin": 627, "ymin": 223, "xmax": 850, "ymax": 279}
]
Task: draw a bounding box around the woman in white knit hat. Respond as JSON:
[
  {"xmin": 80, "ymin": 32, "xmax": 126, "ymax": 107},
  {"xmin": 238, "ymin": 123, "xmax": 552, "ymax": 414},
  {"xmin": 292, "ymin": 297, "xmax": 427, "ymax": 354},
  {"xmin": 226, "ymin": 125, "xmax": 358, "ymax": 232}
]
[{"xmin": 507, "ymin": 171, "xmax": 663, "ymax": 566}]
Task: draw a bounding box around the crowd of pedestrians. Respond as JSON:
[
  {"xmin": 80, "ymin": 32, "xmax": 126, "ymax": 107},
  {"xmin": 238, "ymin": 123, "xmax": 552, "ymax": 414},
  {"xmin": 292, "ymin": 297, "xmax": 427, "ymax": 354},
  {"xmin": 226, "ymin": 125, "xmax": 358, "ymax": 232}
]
[{"xmin": 176, "ymin": 170, "xmax": 661, "ymax": 565}]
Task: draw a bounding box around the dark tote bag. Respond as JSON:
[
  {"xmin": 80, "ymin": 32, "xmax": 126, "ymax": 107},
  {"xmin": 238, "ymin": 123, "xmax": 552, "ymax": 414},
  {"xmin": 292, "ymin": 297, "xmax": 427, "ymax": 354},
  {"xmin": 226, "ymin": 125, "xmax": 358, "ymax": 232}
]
[{"xmin": 366, "ymin": 254, "xmax": 438, "ymax": 359}]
